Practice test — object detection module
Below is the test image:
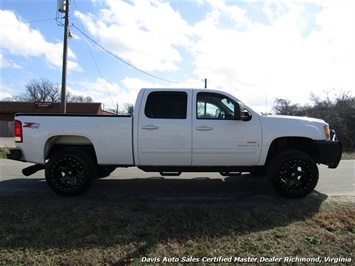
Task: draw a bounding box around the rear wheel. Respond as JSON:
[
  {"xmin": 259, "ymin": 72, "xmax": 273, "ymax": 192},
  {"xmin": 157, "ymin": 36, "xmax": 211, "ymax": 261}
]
[
  {"xmin": 266, "ymin": 150, "xmax": 319, "ymax": 198},
  {"xmin": 45, "ymin": 149, "xmax": 97, "ymax": 196}
]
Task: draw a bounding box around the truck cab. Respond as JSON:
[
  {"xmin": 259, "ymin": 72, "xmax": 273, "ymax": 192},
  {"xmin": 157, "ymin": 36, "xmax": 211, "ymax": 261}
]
[{"xmin": 134, "ymin": 89, "xmax": 261, "ymax": 167}]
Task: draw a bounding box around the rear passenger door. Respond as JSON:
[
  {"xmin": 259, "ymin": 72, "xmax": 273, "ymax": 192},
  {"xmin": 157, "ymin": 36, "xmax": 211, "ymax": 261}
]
[{"xmin": 137, "ymin": 90, "xmax": 192, "ymax": 166}]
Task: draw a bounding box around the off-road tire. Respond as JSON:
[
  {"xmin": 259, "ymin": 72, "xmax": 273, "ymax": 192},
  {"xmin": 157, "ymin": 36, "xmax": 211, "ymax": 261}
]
[
  {"xmin": 266, "ymin": 150, "xmax": 319, "ymax": 198},
  {"xmin": 45, "ymin": 149, "xmax": 97, "ymax": 196}
]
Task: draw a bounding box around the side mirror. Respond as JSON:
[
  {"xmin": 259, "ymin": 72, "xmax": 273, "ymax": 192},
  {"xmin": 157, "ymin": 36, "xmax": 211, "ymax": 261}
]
[{"xmin": 234, "ymin": 102, "xmax": 252, "ymax": 121}]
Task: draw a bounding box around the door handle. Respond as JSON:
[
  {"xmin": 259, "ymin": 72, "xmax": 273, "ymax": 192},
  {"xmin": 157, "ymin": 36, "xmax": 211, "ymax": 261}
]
[
  {"xmin": 142, "ymin": 124, "xmax": 159, "ymax": 130},
  {"xmin": 196, "ymin": 126, "xmax": 213, "ymax": 131}
]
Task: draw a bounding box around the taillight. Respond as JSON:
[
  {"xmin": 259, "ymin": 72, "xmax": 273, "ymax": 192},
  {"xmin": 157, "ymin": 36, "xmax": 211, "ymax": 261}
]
[{"xmin": 14, "ymin": 120, "xmax": 23, "ymax": 143}]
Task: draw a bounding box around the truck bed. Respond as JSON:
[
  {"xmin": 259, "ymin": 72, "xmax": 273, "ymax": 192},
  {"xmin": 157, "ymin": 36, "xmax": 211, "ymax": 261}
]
[{"xmin": 14, "ymin": 114, "xmax": 134, "ymax": 165}]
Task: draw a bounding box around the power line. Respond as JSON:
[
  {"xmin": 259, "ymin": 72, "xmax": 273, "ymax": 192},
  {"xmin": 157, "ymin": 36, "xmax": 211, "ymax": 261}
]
[
  {"xmin": 1, "ymin": 12, "xmax": 204, "ymax": 88},
  {"xmin": 72, "ymin": 0, "xmax": 116, "ymax": 108},
  {"xmin": 1, "ymin": 18, "xmax": 56, "ymax": 27},
  {"xmin": 72, "ymin": 23, "xmax": 183, "ymax": 84}
]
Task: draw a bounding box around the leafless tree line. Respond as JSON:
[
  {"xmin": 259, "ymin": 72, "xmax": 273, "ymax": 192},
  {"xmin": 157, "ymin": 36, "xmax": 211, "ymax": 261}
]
[
  {"xmin": 274, "ymin": 90, "xmax": 355, "ymax": 151},
  {"xmin": 6, "ymin": 78, "xmax": 93, "ymax": 103},
  {"xmin": 4, "ymin": 78, "xmax": 134, "ymax": 116}
]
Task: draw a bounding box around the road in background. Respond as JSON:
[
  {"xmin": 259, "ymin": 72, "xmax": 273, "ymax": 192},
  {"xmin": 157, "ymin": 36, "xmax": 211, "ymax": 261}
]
[{"xmin": 1, "ymin": 156, "xmax": 354, "ymax": 198}]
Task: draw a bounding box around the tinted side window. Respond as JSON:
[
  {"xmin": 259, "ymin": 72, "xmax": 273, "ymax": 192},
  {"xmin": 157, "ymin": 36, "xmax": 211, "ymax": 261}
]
[
  {"xmin": 145, "ymin": 91, "xmax": 187, "ymax": 119},
  {"xmin": 197, "ymin": 92, "xmax": 235, "ymax": 120}
]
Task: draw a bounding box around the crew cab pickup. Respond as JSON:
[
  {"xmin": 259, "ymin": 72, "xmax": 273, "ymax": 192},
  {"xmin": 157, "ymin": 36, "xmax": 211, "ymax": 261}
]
[{"xmin": 8, "ymin": 88, "xmax": 342, "ymax": 198}]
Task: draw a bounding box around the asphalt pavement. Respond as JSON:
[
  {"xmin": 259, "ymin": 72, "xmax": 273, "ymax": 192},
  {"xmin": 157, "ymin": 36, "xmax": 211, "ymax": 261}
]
[
  {"xmin": 0, "ymin": 155, "xmax": 354, "ymax": 198},
  {"xmin": 1, "ymin": 137, "xmax": 354, "ymax": 198}
]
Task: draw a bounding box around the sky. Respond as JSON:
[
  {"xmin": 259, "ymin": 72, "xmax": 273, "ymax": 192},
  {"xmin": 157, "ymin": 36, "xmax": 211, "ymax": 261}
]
[{"xmin": 1, "ymin": 0, "xmax": 354, "ymax": 113}]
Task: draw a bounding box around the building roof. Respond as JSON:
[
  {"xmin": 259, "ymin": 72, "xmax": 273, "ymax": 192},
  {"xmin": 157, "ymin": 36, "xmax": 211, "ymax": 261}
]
[{"xmin": 0, "ymin": 102, "xmax": 106, "ymax": 121}]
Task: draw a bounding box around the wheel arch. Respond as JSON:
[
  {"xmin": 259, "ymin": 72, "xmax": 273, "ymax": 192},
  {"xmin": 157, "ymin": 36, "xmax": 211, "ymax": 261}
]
[
  {"xmin": 266, "ymin": 137, "xmax": 319, "ymax": 164},
  {"xmin": 44, "ymin": 135, "xmax": 97, "ymax": 162}
]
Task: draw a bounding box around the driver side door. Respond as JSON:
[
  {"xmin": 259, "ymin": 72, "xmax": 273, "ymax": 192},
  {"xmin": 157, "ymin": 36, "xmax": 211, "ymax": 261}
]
[{"xmin": 192, "ymin": 91, "xmax": 262, "ymax": 166}]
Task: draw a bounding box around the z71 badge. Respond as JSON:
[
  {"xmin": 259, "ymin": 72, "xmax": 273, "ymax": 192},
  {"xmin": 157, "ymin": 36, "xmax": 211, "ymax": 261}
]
[{"xmin": 23, "ymin": 122, "xmax": 40, "ymax": 129}]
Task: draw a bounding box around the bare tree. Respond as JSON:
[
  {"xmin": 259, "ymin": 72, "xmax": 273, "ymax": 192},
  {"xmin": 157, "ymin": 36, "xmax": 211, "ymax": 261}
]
[
  {"xmin": 107, "ymin": 103, "xmax": 134, "ymax": 115},
  {"xmin": 309, "ymin": 91, "xmax": 355, "ymax": 151},
  {"xmin": 122, "ymin": 103, "xmax": 134, "ymax": 115},
  {"xmin": 68, "ymin": 95, "xmax": 93, "ymax": 103},
  {"xmin": 273, "ymin": 98, "xmax": 301, "ymax": 115},
  {"xmin": 13, "ymin": 78, "xmax": 61, "ymax": 102},
  {"xmin": 11, "ymin": 78, "xmax": 93, "ymax": 103},
  {"xmin": 273, "ymin": 91, "xmax": 355, "ymax": 151}
]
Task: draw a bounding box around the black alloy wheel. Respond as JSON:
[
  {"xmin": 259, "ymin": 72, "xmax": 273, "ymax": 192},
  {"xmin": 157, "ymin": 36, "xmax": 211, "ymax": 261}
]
[
  {"xmin": 266, "ymin": 150, "xmax": 319, "ymax": 198},
  {"xmin": 45, "ymin": 149, "xmax": 97, "ymax": 196}
]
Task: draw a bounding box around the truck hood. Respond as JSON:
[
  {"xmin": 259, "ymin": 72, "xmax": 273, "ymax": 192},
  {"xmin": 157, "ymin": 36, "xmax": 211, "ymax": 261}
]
[
  {"xmin": 259, "ymin": 114, "xmax": 328, "ymax": 141},
  {"xmin": 264, "ymin": 115, "xmax": 326, "ymax": 124}
]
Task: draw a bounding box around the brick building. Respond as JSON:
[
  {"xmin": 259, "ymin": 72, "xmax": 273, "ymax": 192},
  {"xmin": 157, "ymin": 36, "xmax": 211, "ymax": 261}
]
[{"xmin": 0, "ymin": 102, "xmax": 110, "ymax": 137}]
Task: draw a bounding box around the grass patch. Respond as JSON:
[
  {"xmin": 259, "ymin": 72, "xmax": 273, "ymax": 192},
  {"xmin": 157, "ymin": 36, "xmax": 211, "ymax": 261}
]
[
  {"xmin": 0, "ymin": 147, "xmax": 9, "ymax": 159},
  {"xmin": 342, "ymin": 152, "xmax": 355, "ymax": 160},
  {"xmin": 0, "ymin": 193, "xmax": 353, "ymax": 265},
  {"xmin": 0, "ymin": 150, "xmax": 7, "ymax": 159}
]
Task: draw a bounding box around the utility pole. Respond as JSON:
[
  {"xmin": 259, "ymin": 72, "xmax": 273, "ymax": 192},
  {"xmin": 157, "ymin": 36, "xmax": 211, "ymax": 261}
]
[
  {"xmin": 60, "ymin": 0, "xmax": 70, "ymax": 114},
  {"xmin": 204, "ymin": 78, "xmax": 207, "ymax": 88}
]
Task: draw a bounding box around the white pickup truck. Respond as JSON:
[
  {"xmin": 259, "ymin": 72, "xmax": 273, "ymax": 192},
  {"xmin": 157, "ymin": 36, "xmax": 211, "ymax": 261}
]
[{"xmin": 8, "ymin": 88, "xmax": 342, "ymax": 198}]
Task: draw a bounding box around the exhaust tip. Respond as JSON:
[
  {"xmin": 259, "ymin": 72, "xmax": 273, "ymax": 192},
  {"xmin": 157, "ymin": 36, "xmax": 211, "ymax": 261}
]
[{"xmin": 22, "ymin": 164, "xmax": 45, "ymax": 176}]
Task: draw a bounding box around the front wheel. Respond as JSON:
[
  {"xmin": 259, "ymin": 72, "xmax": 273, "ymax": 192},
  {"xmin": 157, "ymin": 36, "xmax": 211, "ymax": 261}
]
[
  {"xmin": 266, "ymin": 150, "xmax": 319, "ymax": 198},
  {"xmin": 45, "ymin": 149, "xmax": 97, "ymax": 196}
]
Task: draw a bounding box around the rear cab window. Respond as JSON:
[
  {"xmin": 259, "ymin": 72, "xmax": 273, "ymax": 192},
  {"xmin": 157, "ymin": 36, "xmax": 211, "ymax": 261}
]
[{"xmin": 145, "ymin": 91, "xmax": 188, "ymax": 119}]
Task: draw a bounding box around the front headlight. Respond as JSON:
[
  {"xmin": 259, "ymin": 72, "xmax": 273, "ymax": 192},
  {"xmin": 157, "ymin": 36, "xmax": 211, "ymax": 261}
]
[{"xmin": 323, "ymin": 125, "xmax": 330, "ymax": 140}]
